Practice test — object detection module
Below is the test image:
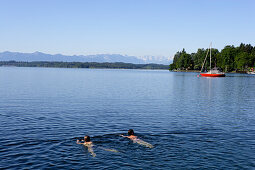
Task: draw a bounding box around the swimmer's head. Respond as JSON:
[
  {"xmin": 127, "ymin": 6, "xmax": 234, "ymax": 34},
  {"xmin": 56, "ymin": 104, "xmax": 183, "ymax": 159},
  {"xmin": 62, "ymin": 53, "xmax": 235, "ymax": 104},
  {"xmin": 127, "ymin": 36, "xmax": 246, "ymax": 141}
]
[
  {"xmin": 128, "ymin": 129, "xmax": 134, "ymax": 136},
  {"xmin": 84, "ymin": 136, "xmax": 91, "ymax": 142}
]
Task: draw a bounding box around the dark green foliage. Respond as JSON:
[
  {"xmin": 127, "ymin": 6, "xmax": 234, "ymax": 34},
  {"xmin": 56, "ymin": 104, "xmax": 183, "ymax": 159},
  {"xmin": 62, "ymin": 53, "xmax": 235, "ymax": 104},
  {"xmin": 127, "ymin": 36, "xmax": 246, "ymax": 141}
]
[
  {"xmin": 0, "ymin": 61, "xmax": 169, "ymax": 70},
  {"xmin": 170, "ymin": 49, "xmax": 193, "ymax": 70},
  {"xmin": 220, "ymin": 45, "xmax": 236, "ymax": 71},
  {"xmin": 169, "ymin": 43, "xmax": 255, "ymax": 72}
]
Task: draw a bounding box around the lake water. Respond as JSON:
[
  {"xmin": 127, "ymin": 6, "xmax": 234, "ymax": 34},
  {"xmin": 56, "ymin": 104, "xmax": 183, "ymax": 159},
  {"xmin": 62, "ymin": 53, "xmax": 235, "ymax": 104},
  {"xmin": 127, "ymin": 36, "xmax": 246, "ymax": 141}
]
[{"xmin": 0, "ymin": 67, "xmax": 255, "ymax": 169}]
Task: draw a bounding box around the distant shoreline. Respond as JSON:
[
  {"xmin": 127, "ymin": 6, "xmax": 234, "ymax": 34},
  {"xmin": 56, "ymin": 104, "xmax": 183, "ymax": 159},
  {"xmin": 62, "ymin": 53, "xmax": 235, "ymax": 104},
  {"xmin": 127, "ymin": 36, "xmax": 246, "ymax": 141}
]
[
  {"xmin": 171, "ymin": 70, "xmax": 248, "ymax": 74},
  {"xmin": 0, "ymin": 61, "xmax": 169, "ymax": 70}
]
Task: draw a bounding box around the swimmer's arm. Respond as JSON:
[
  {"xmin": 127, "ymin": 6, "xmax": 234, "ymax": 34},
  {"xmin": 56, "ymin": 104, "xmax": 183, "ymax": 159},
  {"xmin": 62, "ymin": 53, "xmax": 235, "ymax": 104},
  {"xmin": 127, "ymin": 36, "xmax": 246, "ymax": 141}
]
[
  {"xmin": 76, "ymin": 139, "xmax": 84, "ymax": 144},
  {"xmin": 119, "ymin": 134, "xmax": 128, "ymax": 138}
]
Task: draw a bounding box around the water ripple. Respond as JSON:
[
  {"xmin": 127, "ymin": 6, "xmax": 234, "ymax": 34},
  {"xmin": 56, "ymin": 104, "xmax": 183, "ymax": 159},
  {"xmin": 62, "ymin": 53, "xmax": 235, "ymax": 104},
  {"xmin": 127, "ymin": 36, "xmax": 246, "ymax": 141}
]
[{"xmin": 0, "ymin": 68, "xmax": 255, "ymax": 169}]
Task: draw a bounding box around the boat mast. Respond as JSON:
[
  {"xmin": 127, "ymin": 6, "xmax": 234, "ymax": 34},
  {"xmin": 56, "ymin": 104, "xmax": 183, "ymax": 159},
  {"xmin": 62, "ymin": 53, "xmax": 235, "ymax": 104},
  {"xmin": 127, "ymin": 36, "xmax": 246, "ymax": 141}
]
[
  {"xmin": 200, "ymin": 43, "xmax": 211, "ymax": 72},
  {"xmin": 210, "ymin": 42, "xmax": 212, "ymax": 71}
]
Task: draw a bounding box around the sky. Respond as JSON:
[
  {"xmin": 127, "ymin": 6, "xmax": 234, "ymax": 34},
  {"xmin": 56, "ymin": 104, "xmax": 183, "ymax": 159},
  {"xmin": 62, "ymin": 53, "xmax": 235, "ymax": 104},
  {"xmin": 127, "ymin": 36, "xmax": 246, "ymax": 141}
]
[{"xmin": 0, "ymin": 0, "xmax": 254, "ymax": 59}]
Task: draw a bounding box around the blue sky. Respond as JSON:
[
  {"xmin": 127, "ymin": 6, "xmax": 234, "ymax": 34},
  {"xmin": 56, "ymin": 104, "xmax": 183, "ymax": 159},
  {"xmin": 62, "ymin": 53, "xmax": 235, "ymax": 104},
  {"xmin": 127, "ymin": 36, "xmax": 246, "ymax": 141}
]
[{"xmin": 0, "ymin": 0, "xmax": 254, "ymax": 58}]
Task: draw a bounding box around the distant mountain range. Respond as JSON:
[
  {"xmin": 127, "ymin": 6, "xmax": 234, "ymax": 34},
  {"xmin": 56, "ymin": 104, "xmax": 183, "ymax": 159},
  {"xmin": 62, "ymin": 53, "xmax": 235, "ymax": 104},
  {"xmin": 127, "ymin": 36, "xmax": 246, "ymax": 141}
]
[{"xmin": 0, "ymin": 51, "xmax": 172, "ymax": 65}]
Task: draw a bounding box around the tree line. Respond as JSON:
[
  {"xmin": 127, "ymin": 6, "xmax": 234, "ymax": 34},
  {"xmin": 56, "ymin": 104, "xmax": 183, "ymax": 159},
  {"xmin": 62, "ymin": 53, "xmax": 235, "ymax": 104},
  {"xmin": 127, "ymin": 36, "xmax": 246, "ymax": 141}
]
[
  {"xmin": 0, "ymin": 61, "xmax": 169, "ymax": 70},
  {"xmin": 169, "ymin": 43, "xmax": 255, "ymax": 72}
]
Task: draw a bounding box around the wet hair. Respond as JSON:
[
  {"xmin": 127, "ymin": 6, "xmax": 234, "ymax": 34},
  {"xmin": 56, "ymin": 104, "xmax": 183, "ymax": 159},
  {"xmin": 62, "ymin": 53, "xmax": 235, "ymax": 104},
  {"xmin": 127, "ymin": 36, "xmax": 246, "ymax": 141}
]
[
  {"xmin": 128, "ymin": 129, "xmax": 134, "ymax": 136},
  {"xmin": 84, "ymin": 136, "xmax": 91, "ymax": 142}
]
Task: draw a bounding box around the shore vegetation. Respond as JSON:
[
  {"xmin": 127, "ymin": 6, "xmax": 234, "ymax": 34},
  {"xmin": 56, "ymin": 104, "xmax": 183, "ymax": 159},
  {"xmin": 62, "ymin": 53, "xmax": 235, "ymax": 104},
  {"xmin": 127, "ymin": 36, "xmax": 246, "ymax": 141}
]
[
  {"xmin": 0, "ymin": 61, "xmax": 169, "ymax": 70},
  {"xmin": 169, "ymin": 43, "xmax": 255, "ymax": 72}
]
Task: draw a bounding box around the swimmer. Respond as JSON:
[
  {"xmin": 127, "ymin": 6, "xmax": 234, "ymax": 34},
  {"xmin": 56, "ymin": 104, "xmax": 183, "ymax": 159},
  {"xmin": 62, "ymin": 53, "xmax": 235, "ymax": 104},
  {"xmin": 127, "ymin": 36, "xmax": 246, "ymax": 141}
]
[
  {"xmin": 120, "ymin": 129, "xmax": 137, "ymax": 140},
  {"xmin": 77, "ymin": 136, "xmax": 96, "ymax": 157},
  {"xmin": 120, "ymin": 129, "xmax": 154, "ymax": 148},
  {"xmin": 77, "ymin": 136, "xmax": 92, "ymax": 145}
]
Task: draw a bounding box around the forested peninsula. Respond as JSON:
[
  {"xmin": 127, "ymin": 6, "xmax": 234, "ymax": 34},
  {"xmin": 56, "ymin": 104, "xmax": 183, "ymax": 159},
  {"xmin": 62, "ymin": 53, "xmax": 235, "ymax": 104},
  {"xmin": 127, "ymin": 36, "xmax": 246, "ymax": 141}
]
[
  {"xmin": 0, "ymin": 61, "xmax": 169, "ymax": 70},
  {"xmin": 169, "ymin": 43, "xmax": 255, "ymax": 72}
]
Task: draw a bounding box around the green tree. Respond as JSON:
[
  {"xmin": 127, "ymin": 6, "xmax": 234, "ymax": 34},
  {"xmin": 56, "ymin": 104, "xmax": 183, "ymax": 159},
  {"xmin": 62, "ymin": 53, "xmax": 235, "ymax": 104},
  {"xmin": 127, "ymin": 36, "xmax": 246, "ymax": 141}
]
[
  {"xmin": 235, "ymin": 52, "xmax": 249, "ymax": 70},
  {"xmin": 220, "ymin": 45, "xmax": 236, "ymax": 71},
  {"xmin": 192, "ymin": 48, "xmax": 206, "ymax": 70}
]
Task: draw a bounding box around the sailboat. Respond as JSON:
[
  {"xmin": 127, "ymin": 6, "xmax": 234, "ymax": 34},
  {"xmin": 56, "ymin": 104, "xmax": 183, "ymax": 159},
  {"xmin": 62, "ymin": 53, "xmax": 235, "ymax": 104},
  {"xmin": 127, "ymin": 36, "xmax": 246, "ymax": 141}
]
[{"xmin": 200, "ymin": 43, "xmax": 225, "ymax": 77}]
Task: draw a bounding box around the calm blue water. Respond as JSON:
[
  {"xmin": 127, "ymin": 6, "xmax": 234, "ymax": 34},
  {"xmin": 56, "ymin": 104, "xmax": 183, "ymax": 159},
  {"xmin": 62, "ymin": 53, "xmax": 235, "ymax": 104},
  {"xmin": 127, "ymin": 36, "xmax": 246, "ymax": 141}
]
[{"xmin": 0, "ymin": 67, "xmax": 255, "ymax": 169}]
